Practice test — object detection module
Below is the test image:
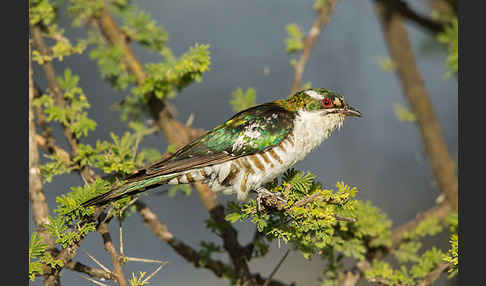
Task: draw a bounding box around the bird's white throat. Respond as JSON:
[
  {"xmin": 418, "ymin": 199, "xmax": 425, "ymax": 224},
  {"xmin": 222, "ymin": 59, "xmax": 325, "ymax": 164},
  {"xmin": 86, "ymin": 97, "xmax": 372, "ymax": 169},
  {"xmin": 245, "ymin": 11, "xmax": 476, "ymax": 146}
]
[{"xmin": 291, "ymin": 110, "xmax": 345, "ymax": 160}]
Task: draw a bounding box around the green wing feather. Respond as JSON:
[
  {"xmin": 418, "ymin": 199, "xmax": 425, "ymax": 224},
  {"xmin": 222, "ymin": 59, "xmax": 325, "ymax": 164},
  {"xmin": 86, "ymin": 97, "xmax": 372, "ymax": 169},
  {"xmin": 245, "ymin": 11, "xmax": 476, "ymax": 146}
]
[
  {"xmin": 145, "ymin": 102, "xmax": 295, "ymax": 174},
  {"xmin": 82, "ymin": 102, "xmax": 295, "ymax": 207}
]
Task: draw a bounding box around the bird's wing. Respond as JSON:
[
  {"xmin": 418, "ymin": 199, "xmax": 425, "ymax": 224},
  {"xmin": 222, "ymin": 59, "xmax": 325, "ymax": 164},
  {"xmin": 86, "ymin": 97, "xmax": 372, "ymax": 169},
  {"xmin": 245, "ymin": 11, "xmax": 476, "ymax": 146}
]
[{"xmin": 126, "ymin": 102, "xmax": 295, "ymax": 181}]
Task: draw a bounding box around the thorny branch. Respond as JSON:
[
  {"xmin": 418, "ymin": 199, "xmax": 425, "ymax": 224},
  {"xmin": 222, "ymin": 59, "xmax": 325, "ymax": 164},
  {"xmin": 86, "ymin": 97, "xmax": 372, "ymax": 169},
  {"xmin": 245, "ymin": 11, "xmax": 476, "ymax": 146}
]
[
  {"xmin": 31, "ymin": 24, "xmax": 128, "ymax": 284},
  {"xmin": 289, "ymin": 0, "xmax": 339, "ymax": 96},
  {"xmin": 97, "ymin": 213, "xmax": 128, "ymax": 286}
]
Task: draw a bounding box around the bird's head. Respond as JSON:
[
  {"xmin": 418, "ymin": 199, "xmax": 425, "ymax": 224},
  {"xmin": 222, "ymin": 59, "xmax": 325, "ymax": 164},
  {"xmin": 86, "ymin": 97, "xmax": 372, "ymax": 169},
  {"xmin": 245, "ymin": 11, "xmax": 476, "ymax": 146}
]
[
  {"xmin": 278, "ymin": 88, "xmax": 361, "ymax": 143},
  {"xmin": 285, "ymin": 88, "xmax": 361, "ymax": 118}
]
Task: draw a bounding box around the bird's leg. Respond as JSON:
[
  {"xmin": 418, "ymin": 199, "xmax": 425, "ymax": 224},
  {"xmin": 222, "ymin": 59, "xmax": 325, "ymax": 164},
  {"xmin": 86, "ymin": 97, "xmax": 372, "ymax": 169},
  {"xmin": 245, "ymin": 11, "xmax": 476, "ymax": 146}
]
[{"xmin": 254, "ymin": 187, "xmax": 287, "ymax": 212}]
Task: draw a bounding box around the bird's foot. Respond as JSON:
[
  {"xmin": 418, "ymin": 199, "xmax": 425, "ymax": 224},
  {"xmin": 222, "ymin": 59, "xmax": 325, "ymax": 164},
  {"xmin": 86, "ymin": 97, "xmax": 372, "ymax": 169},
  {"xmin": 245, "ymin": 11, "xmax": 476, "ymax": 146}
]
[{"xmin": 255, "ymin": 187, "xmax": 288, "ymax": 212}]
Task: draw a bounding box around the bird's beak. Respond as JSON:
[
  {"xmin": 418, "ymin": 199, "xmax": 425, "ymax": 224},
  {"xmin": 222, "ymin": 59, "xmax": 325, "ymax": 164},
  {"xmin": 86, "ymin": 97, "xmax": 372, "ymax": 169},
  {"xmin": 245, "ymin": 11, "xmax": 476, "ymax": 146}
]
[{"xmin": 342, "ymin": 106, "xmax": 361, "ymax": 117}]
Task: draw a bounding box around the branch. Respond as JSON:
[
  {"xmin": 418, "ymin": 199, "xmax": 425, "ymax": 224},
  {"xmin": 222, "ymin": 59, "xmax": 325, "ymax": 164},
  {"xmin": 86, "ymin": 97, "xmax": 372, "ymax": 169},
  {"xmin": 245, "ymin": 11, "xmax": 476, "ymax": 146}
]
[
  {"xmin": 388, "ymin": 0, "xmax": 446, "ymax": 34},
  {"xmin": 390, "ymin": 203, "xmax": 451, "ymax": 249},
  {"xmin": 289, "ymin": 0, "xmax": 340, "ymax": 95},
  {"xmin": 31, "ymin": 26, "xmax": 97, "ymax": 184},
  {"xmin": 375, "ymin": 0, "xmax": 458, "ymax": 209},
  {"xmin": 428, "ymin": 0, "xmax": 457, "ymax": 17},
  {"xmin": 135, "ymin": 200, "xmax": 233, "ymax": 278},
  {"xmin": 29, "ymin": 34, "xmax": 60, "ymax": 286},
  {"xmin": 416, "ymin": 262, "xmax": 451, "ymax": 286},
  {"xmin": 97, "ymin": 213, "xmax": 128, "ymax": 286},
  {"xmin": 263, "ymin": 250, "xmax": 290, "ymax": 286},
  {"xmin": 65, "ymin": 260, "xmax": 114, "ymax": 281}
]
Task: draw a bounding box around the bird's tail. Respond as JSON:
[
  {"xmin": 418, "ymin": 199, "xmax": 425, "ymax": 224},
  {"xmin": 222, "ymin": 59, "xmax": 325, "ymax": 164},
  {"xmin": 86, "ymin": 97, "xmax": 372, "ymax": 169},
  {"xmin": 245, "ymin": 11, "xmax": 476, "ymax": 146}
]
[{"xmin": 81, "ymin": 174, "xmax": 175, "ymax": 207}]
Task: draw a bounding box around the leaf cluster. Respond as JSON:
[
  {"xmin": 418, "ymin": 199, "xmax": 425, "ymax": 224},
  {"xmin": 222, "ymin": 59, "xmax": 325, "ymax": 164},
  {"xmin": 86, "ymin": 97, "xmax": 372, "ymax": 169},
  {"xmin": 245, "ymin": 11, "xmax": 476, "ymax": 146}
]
[
  {"xmin": 225, "ymin": 169, "xmax": 391, "ymax": 262},
  {"xmin": 229, "ymin": 88, "xmax": 257, "ymax": 113},
  {"xmin": 285, "ymin": 23, "xmax": 305, "ymax": 54},
  {"xmin": 364, "ymin": 211, "xmax": 454, "ymax": 285},
  {"xmin": 437, "ymin": 18, "xmax": 458, "ymax": 77},
  {"xmin": 29, "ymin": 232, "xmax": 64, "ymax": 281},
  {"xmin": 133, "ymin": 44, "xmax": 211, "ymax": 100},
  {"xmin": 34, "ymin": 69, "xmax": 97, "ymax": 139}
]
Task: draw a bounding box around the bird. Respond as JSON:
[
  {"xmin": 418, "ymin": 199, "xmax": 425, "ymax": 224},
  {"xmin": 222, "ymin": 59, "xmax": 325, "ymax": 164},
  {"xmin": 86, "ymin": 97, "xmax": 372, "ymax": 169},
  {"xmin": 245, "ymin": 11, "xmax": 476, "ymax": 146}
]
[{"xmin": 81, "ymin": 88, "xmax": 361, "ymax": 209}]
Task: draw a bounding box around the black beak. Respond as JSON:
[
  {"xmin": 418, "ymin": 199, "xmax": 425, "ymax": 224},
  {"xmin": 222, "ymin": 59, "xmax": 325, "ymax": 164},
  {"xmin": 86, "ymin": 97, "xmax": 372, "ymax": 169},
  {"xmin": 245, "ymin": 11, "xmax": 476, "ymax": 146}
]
[{"xmin": 342, "ymin": 106, "xmax": 361, "ymax": 117}]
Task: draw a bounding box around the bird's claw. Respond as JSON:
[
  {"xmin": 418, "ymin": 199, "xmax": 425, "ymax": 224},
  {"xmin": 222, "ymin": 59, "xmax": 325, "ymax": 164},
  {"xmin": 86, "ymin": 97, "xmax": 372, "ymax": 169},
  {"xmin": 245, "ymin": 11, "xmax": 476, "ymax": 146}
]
[{"xmin": 255, "ymin": 187, "xmax": 288, "ymax": 212}]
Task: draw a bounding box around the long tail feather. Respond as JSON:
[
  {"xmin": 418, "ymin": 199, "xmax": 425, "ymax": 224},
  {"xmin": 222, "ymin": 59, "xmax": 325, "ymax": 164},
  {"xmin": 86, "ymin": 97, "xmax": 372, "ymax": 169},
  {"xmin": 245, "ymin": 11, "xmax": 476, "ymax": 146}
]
[{"xmin": 81, "ymin": 175, "xmax": 174, "ymax": 207}]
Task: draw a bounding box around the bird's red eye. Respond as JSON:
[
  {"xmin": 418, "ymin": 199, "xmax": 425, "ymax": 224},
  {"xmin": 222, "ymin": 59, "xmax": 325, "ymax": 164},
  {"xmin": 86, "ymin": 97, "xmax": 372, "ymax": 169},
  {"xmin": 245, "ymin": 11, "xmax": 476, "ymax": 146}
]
[{"xmin": 321, "ymin": 98, "xmax": 333, "ymax": 108}]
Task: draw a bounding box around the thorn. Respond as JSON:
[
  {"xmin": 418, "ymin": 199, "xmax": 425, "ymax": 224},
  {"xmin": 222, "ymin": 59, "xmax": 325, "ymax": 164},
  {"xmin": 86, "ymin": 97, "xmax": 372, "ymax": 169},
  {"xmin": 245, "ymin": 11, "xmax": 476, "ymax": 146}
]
[
  {"xmin": 77, "ymin": 273, "xmax": 109, "ymax": 286},
  {"xmin": 185, "ymin": 113, "xmax": 195, "ymax": 127},
  {"xmin": 435, "ymin": 193, "xmax": 446, "ymax": 204},
  {"xmin": 80, "ymin": 248, "xmax": 112, "ymax": 275},
  {"xmin": 123, "ymin": 257, "xmax": 167, "ymax": 264},
  {"xmin": 119, "ymin": 215, "xmax": 124, "ymax": 257},
  {"xmin": 132, "ymin": 135, "xmax": 142, "ymax": 161},
  {"xmin": 142, "ymin": 262, "xmax": 168, "ymax": 284}
]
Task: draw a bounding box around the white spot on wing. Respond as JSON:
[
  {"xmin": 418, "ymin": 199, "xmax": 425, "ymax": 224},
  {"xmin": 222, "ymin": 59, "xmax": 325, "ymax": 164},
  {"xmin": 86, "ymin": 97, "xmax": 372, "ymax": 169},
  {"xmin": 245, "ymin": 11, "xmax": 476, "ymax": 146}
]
[{"xmin": 231, "ymin": 122, "xmax": 262, "ymax": 152}]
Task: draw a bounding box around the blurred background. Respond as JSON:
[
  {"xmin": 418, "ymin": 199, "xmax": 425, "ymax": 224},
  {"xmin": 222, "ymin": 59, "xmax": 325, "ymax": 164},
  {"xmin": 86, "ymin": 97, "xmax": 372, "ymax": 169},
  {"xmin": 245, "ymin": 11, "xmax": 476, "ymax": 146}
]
[{"xmin": 30, "ymin": 0, "xmax": 457, "ymax": 285}]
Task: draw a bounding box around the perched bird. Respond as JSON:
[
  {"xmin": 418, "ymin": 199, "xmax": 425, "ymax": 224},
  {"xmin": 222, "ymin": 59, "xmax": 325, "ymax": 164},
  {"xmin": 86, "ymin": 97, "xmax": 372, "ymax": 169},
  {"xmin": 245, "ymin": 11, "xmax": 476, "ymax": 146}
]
[{"xmin": 81, "ymin": 88, "xmax": 361, "ymax": 208}]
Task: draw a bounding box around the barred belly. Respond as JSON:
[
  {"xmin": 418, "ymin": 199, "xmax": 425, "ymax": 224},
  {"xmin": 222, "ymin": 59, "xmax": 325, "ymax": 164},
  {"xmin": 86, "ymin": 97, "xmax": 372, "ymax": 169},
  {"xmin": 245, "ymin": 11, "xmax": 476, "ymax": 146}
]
[
  {"xmin": 213, "ymin": 136, "xmax": 299, "ymax": 201},
  {"xmin": 163, "ymin": 137, "xmax": 297, "ymax": 201}
]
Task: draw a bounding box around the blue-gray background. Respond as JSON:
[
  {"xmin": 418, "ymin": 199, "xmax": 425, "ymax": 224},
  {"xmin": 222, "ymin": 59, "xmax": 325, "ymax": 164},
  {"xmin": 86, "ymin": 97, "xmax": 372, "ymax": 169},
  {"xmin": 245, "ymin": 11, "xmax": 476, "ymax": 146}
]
[{"xmin": 30, "ymin": 0, "xmax": 457, "ymax": 285}]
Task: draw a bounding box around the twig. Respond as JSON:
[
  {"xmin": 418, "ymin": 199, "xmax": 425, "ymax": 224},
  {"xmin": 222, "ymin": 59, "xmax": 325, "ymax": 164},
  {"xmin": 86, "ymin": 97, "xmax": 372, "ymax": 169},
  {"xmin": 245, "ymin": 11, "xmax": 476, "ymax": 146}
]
[
  {"xmin": 294, "ymin": 192, "xmax": 347, "ymax": 207},
  {"xmin": 263, "ymin": 250, "xmax": 290, "ymax": 286},
  {"xmin": 289, "ymin": 0, "xmax": 340, "ymax": 95},
  {"xmin": 390, "ymin": 203, "xmax": 451, "ymax": 249},
  {"xmin": 416, "ymin": 262, "xmax": 451, "ymax": 286},
  {"xmin": 386, "ymin": 0, "xmax": 446, "ymax": 34},
  {"xmin": 64, "ymin": 260, "xmax": 114, "ymax": 281},
  {"xmin": 333, "ymin": 215, "xmax": 356, "ymax": 222}
]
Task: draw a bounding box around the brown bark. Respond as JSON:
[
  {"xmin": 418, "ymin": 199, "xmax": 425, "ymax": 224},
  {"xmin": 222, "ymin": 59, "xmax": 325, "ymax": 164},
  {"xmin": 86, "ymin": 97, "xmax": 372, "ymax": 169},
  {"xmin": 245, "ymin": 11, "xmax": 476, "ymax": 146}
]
[
  {"xmin": 97, "ymin": 214, "xmax": 128, "ymax": 286},
  {"xmin": 29, "ymin": 34, "xmax": 61, "ymax": 286}
]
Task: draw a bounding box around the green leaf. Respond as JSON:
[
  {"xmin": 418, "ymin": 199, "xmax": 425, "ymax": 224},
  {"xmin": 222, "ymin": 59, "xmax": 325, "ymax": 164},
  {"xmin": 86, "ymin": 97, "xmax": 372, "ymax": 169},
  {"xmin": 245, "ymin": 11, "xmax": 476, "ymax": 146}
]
[
  {"xmin": 285, "ymin": 23, "xmax": 304, "ymax": 54},
  {"xmin": 230, "ymin": 88, "xmax": 257, "ymax": 112},
  {"xmin": 225, "ymin": 212, "xmax": 242, "ymax": 223}
]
